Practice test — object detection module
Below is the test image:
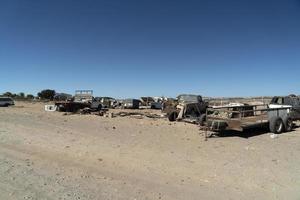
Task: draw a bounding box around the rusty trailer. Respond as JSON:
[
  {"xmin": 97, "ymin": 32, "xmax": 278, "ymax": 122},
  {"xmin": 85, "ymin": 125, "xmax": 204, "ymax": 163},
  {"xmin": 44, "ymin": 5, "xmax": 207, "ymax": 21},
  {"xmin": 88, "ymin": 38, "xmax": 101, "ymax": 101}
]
[{"xmin": 204, "ymin": 104, "xmax": 293, "ymax": 134}]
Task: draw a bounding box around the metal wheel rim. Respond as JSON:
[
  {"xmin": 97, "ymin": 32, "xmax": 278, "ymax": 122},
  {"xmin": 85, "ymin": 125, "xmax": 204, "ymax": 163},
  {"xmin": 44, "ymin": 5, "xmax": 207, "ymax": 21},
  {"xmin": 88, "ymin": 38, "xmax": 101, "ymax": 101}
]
[{"xmin": 275, "ymin": 120, "xmax": 283, "ymax": 132}]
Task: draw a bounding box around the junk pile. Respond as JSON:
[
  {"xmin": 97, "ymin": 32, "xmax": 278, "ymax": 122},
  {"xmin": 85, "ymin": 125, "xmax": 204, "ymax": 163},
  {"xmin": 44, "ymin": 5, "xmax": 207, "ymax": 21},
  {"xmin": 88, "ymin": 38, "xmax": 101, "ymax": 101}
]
[
  {"xmin": 105, "ymin": 111, "xmax": 165, "ymax": 119},
  {"xmin": 71, "ymin": 110, "xmax": 165, "ymax": 119},
  {"xmin": 54, "ymin": 90, "xmax": 102, "ymax": 113},
  {"xmin": 210, "ymin": 110, "xmax": 229, "ymax": 119}
]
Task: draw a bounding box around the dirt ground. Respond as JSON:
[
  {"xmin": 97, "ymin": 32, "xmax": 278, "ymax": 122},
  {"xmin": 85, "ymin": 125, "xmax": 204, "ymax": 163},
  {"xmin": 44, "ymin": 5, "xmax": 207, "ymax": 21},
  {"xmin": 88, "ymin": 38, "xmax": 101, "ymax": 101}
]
[{"xmin": 0, "ymin": 102, "xmax": 300, "ymax": 200}]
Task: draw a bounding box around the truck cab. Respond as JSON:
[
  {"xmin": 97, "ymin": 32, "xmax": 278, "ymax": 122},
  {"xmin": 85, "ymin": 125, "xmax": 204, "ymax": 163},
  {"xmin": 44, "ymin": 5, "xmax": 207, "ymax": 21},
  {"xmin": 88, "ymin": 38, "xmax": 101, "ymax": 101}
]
[{"xmin": 269, "ymin": 95, "xmax": 300, "ymax": 120}]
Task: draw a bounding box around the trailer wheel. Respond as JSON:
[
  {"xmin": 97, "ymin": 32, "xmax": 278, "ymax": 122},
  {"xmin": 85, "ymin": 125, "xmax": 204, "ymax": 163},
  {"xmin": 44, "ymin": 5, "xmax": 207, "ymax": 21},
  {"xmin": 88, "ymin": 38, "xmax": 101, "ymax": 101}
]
[
  {"xmin": 56, "ymin": 105, "xmax": 63, "ymax": 112},
  {"xmin": 269, "ymin": 117, "xmax": 284, "ymax": 134},
  {"xmin": 283, "ymin": 117, "xmax": 293, "ymax": 132},
  {"xmin": 199, "ymin": 114, "xmax": 206, "ymax": 126},
  {"xmin": 168, "ymin": 111, "xmax": 178, "ymax": 122}
]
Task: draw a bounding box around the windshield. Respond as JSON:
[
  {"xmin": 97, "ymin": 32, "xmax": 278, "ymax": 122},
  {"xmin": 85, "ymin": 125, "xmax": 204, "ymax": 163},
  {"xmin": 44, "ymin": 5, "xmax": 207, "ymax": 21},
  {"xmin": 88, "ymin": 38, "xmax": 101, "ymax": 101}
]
[{"xmin": 0, "ymin": 97, "xmax": 13, "ymax": 101}]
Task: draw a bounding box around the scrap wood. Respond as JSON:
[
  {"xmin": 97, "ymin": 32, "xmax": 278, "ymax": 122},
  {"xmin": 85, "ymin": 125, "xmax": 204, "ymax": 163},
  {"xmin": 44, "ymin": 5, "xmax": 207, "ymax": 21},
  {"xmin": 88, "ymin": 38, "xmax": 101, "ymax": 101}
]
[
  {"xmin": 129, "ymin": 114, "xmax": 144, "ymax": 119},
  {"xmin": 79, "ymin": 107, "xmax": 91, "ymax": 115},
  {"xmin": 145, "ymin": 113, "xmax": 165, "ymax": 118},
  {"xmin": 181, "ymin": 118, "xmax": 199, "ymax": 124},
  {"xmin": 112, "ymin": 112, "xmax": 165, "ymax": 119},
  {"xmin": 45, "ymin": 105, "xmax": 57, "ymax": 111}
]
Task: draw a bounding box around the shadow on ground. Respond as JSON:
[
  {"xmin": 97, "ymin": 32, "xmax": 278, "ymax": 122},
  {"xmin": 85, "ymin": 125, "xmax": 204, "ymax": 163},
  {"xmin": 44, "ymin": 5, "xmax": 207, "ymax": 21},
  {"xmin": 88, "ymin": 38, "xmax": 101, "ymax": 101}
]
[{"xmin": 209, "ymin": 124, "xmax": 299, "ymax": 139}]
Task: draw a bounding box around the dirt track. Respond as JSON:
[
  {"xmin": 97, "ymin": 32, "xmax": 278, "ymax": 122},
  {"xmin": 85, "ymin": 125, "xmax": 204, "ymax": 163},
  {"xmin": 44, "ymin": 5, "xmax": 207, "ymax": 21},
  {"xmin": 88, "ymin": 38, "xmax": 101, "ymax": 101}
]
[{"xmin": 0, "ymin": 102, "xmax": 300, "ymax": 200}]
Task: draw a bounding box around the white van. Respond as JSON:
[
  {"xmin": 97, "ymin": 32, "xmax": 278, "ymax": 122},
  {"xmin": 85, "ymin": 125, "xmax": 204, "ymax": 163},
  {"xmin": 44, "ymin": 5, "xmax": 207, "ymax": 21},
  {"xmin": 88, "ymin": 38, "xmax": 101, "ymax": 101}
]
[{"xmin": 0, "ymin": 97, "xmax": 15, "ymax": 107}]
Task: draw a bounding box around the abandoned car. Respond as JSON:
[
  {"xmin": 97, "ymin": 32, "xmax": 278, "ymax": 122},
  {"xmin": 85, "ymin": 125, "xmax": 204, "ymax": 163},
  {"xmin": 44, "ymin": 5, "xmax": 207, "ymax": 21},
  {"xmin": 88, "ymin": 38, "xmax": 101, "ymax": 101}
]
[
  {"xmin": 164, "ymin": 94, "xmax": 208, "ymax": 123},
  {"xmin": 0, "ymin": 97, "xmax": 15, "ymax": 107},
  {"xmin": 55, "ymin": 90, "xmax": 102, "ymax": 112},
  {"xmin": 95, "ymin": 97, "xmax": 118, "ymax": 108},
  {"xmin": 269, "ymin": 95, "xmax": 300, "ymax": 121},
  {"xmin": 140, "ymin": 97, "xmax": 163, "ymax": 109},
  {"xmin": 122, "ymin": 99, "xmax": 140, "ymax": 109}
]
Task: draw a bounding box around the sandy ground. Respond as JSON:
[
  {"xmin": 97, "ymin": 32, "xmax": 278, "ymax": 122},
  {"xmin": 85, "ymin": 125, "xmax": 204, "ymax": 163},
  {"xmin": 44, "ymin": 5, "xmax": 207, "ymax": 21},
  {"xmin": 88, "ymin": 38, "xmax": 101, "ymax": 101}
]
[{"xmin": 0, "ymin": 102, "xmax": 300, "ymax": 200}]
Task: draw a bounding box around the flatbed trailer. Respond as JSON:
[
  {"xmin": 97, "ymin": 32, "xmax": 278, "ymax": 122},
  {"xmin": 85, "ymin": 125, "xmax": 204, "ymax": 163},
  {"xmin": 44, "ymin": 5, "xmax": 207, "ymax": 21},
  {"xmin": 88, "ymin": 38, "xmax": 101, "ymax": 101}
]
[{"xmin": 204, "ymin": 104, "xmax": 293, "ymax": 134}]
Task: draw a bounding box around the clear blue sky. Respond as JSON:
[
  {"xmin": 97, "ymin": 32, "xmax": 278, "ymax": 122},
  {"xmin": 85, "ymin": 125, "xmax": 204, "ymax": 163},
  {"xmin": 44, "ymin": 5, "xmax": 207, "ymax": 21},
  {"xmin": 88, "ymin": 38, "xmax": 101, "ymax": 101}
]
[{"xmin": 0, "ymin": 0, "xmax": 300, "ymax": 98}]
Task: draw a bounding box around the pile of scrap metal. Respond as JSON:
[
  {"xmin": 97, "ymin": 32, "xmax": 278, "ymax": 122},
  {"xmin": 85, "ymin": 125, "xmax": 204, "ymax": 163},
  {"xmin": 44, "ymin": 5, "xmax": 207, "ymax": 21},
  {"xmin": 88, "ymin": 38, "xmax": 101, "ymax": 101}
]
[
  {"xmin": 55, "ymin": 90, "xmax": 103, "ymax": 113},
  {"xmin": 163, "ymin": 94, "xmax": 209, "ymax": 124},
  {"xmin": 94, "ymin": 97, "xmax": 118, "ymax": 108},
  {"xmin": 76, "ymin": 107, "xmax": 109, "ymax": 115},
  {"xmin": 209, "ymin": 103, "xmax": 255, "ymax": 119},
  {"xmin": 112, "ymin": 111, "xmax": 165, "ymax": 119}
]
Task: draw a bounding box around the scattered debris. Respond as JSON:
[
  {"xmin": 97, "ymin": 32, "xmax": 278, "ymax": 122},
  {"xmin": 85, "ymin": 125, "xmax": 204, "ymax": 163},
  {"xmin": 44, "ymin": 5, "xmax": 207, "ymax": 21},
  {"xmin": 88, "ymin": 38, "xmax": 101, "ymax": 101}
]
[
  {"xmin": 270, "ymin": 134, "xmax": 278, "ymax": 139},
  {"xmin": 111, "ymin": 112, "xmax": 165, "ymax": 119},
  {"xmin": 163, "ymin": 94, "xmax": 208, "ymax": 124},
  {"xmin": 108, "ymin": 113, "xmax": 115, "ymax": 118},
  {"xmin": 97, "ymin": 111, "xmax": 105, "ymax": 116},
  {"xmin": 55, "ymin": 90, "xmax": 102, "ymax": 113},
  {"xmin": 45, "ymin": 105, "xmax": 57, "ymax": 111},
  {"xmin": 79, "ymin": 108, "xmax": 92, "ymax": 115}
]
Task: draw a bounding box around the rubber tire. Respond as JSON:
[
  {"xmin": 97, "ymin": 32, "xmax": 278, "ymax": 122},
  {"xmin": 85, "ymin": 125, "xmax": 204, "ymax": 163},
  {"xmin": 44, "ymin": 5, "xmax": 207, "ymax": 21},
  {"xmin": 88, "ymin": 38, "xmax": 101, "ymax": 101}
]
[
  {"xmin": 283, "ymin": 117, "xmax": 293, "ymax": 132},
  {"xmin": 269, "ymin": 117, "xmax": 284, "ymax": 134},
  {"xmin": 97, "ymin": 104, "xmax": 102, "ymax": 111},
  {"xmin": 199, "ymin": 114, "xmax": 206, "ymax": 126},
  {"xmin": 56, "ymin": 105, "xmax": 64, "ymax": 112},
  {"xmin": 168, "ymin": 111, "xmax": 178, "ymax": 122}
]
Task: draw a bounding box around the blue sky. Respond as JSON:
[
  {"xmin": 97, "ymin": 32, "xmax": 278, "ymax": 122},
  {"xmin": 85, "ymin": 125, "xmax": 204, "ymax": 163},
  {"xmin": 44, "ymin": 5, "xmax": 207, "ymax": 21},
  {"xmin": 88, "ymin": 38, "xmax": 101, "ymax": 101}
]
[{"xmin": 0, "ymin": 0, "xmax": 300, "ymax": 98}]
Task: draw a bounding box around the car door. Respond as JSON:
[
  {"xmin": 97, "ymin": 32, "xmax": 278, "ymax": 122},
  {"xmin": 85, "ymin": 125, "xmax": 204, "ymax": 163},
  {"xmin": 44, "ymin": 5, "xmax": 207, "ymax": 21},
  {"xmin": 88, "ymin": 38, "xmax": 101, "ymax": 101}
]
[
  {"xmin": 292, "ymin": 97, "xmax": 300, "ymax": 120},
  {"xmin": 284, "ymin": 97, "xmax": 300, "ymax": 120}
]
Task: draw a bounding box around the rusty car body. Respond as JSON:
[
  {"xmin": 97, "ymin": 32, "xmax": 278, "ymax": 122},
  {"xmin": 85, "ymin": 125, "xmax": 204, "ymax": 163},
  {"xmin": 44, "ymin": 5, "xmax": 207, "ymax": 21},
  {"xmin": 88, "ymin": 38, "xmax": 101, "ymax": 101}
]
[{"xmin": 165, "ymin": 94, "xmax": 208, "ymax": 123}]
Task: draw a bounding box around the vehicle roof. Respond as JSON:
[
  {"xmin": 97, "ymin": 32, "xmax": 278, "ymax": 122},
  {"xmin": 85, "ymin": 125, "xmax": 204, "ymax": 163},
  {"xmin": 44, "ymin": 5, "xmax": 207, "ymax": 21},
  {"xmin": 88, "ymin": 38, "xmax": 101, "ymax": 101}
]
[
  {"xmin": 99, "ymin": 97, "xmax": 115, "ymax": 99},
  {"xmin": 124, "ymin": 98, "xmax": 140, "ymax": 101},
  {"xmin": 140, "ymin": 97, "xmax": 154, "ymax": 101},
  {"xmin": 0, "ymin": 96, "xmax": 13, "ymax": 99},
  {"xmin": 272, "ymin": 96, "xmax": 299, "ymax": 99},
  {"xmin": 0, "ymin": 97, "xmax": 13, "ymax": 100},
  {"xmin": 177, "ymin": 94, "xmax": 201, "ymax": 97}
]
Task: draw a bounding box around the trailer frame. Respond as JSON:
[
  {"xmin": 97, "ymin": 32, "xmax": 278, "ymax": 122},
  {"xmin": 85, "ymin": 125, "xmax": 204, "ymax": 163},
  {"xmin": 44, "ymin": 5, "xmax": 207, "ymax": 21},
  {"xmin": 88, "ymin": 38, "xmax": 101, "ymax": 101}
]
[{"xmin": 204, "ymin": 104, "xmax": 293, "ymax": 134}]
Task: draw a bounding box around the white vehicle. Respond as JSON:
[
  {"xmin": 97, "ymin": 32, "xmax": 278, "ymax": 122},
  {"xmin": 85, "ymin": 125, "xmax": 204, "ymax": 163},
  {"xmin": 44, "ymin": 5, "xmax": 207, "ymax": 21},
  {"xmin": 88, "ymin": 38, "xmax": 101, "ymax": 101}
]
[{"xmin": 0, "ymin": 97, "xmax": 14, "ymax": 107}]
